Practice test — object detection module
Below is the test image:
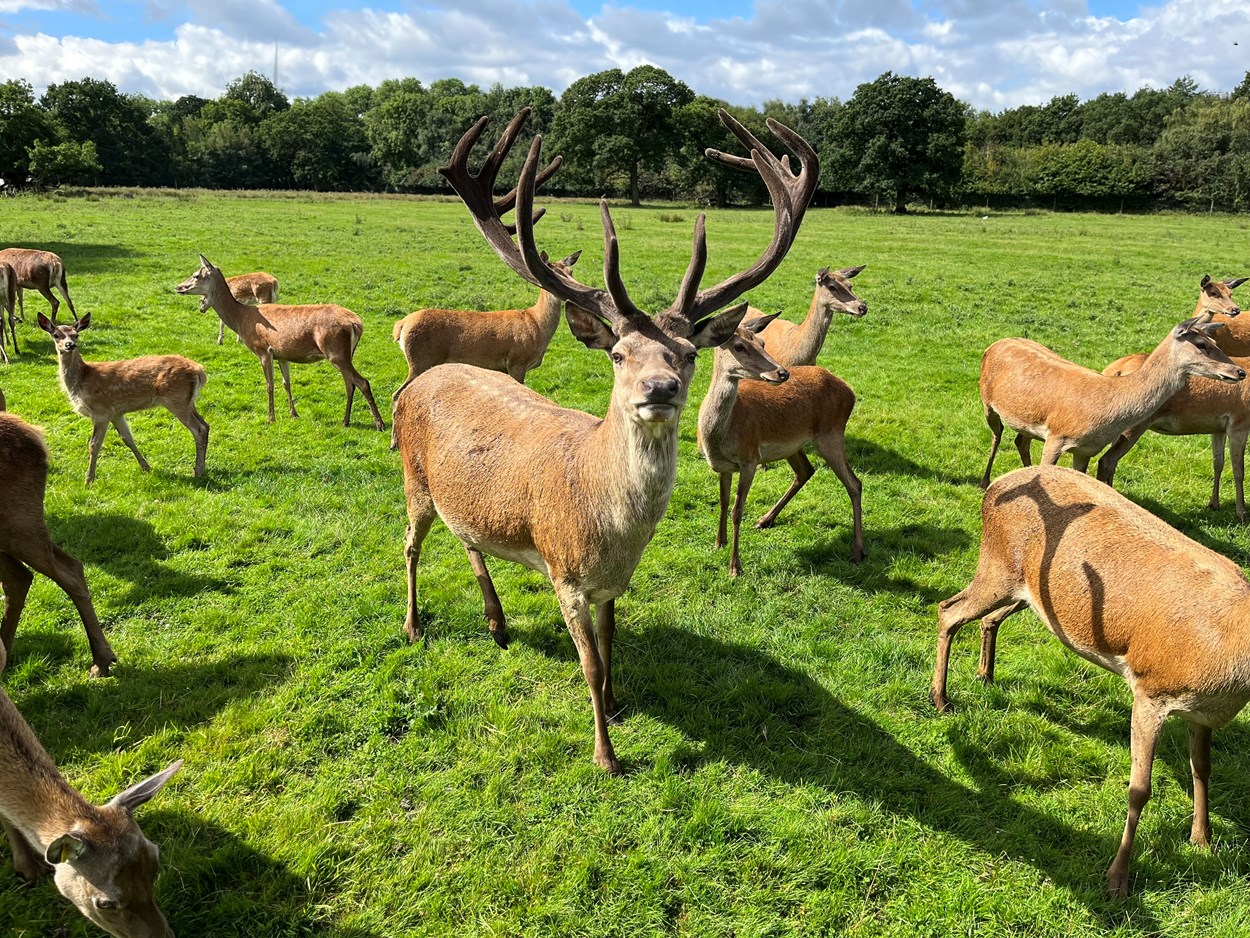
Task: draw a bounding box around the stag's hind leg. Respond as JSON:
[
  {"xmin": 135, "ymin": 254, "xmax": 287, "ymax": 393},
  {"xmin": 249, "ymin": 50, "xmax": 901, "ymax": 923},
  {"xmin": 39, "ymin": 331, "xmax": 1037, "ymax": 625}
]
[{"xmin": 464, "ymin": 545, "xmax": 508, "ymax": 648}]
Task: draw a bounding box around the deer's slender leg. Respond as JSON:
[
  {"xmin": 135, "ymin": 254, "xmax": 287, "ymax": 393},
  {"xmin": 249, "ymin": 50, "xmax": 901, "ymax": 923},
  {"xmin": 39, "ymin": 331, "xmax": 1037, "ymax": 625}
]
[
  {"xmin": 975, "ymin": 600, "xmax": 1026, "ymax": 684},
  {"xmin": 0, "ymin": 553, "xmax": 33, "ymax": 670},
  {"xmin": 1188, "ymin": 721, "xmax": 1213, "ymax": 848},
  {"xmin": 594, "ymin": 600, "xmax": 621, "ymax": 723},
  {"xmin": 716, "ymin": 472, "xmax": 731, "ymax": 549},
  {"xmin": 1106, "ymin": 696, "xmax": 1168, "ymax": 898},
  {"xmin": 1210, "ymin": 431, "xmax": 1227, "ymax": 511},
  {"xmin": 729, "ymin": 464, "xmax": 757, "ymax": 576},
  {"xmin": 555, "ymin": 580, "xmax": 619, "ymax": 774},
  {"xmin": 402, "ymin": 488, "xmax": 437, "ymax": 644},
  {"xmin": 85, "ymin": 418, "xmax": 109, "ymax": 484},
  {"xmin": 261, "ymin": 351, "xmax": 277, "ymax": 423},
  {"xmin": 981, "ymin": 409, "xmax": 1004, "ymax": 489},
  {"xmin": 815, "ymin": 433, "xmax": 864, "ymax": 562},
  {"xmin": 464, "ymin": 545, "xmax": 507, "ymax": 648},
  {"xmin": 111, "ymin": 416, "xmax": 151, "ymax": 472},
  {"xmin": 757, "ymin": 451, "xmax": 814, "ymax": 529},
  {"xmin": 277, "ymin": 359, "xmax": 297, "ymax": 418}
]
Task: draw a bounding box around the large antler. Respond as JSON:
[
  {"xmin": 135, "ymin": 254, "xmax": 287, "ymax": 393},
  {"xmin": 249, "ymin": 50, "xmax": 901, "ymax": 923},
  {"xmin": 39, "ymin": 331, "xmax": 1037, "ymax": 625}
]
[
  {"xmin": 438, "ymin": 108, "xmax": 641, "ymax": 326},
  {"xmin": 669, "ymin": 110, "xmax": 818, "ymax": 327}
]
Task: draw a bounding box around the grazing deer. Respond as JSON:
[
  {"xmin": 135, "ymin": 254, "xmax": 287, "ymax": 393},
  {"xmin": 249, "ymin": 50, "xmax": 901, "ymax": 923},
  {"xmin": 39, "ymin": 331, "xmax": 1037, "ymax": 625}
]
[
  {"xmin": 933, "ymin": 464, "xmax": 1250, "ymax": 897},
  {"xmin": 0, "ymin": 262, "xmax": 16, "ymax": 361},
  {"xmin": 395, "ymin": 106, "xmax": 817, "ymax": 774},
  {"xmin": 38, "ymin": 314, "xmax": 209, "ymax": 484},
  {"xmin": 697, "ymin": 313, "xmax": 864, "ymax": 575},
  {"xmin": 176, "ymin": 256, "xmax": 385, "ymax": 431},
  {"xmin": 0, "ymin": 247, "xmax": 76, "ymax": 323},
  {"xmin": 203, "ymin": 271, "xmax": 279, "ymax": 345},
  {"xmin": 978, "ymin": 316, "xmax": 1244, "ymax": 488},
  {"xmin": 0, "ymin": 411, "xmax": 117, "ymax": 676},
  {"xmin": 749, "ymin": 265, "xmax": 867, "ymax": 368},
  {"xmin": 1095, "ymin": 276, "xmax": 1249, "ymax": 508},
  {"xmin": 0, "ymin": 644, "xmax": 180, "ymax": 937}
]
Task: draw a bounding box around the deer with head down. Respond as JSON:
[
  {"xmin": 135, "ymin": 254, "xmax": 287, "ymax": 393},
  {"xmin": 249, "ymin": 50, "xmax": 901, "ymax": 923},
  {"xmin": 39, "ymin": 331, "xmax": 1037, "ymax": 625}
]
[
  {"xmin": 394, "ymin": 106, "xmax": 817, "ymax": 774},
  {"xmin": 0, "ymin": 247, "xmax": 76, "ymax": 323},
  {"xmin": 0, "ymin": 634, "xmax": 180, "ymax": 937},
  {"xmin": 748, "ymin": 264, "xmax": 867, "ymax": 368}
]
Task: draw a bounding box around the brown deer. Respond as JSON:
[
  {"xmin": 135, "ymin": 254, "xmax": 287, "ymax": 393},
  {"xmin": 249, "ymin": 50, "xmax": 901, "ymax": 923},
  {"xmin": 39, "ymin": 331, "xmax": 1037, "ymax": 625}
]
[
  {"xmin": 0, "ymin": 262, "xmax": 16, "ymax": 361},
  {"xmin": 38, "ymin": 313, "xmax": 209, "ymax": 484},
  {"xmin": 978, "ymin": 316, "xmax": 1244, "ymax": 488},
  {"xmin": 0, "ymin": 411, "xmax": 117, "ymax": 676},
  {"xmin": 176, "ymin": 256, "xmax": 385, "ymax": 431},
  {"xmin": 0, "ymin": 247, "xmax": 76, "ymax": 322},
  {"xmin": 749, "ymin": 265, "xmax": 867, "ymax": 367},
  {"xmin": 204, "ymin": 271, "xmax": 280, "ymax": 345},
  {"xmin": 932, "ymin": 464, "xmax": 1250, "ymax": 897},
  {"xmin": 697, "ymin": 313, "xmax": 863, "ymax": 575},
  {"xmin": 395, "ymin": 106, "xmax": 817, "ymax": 774},
  {"xmin": 0, "ymin": 640, "xmax": 180, "ymax": 937},
  {"xmin": 1095, "ymin": 276, "xmax": 1249, "ymax": 508}
]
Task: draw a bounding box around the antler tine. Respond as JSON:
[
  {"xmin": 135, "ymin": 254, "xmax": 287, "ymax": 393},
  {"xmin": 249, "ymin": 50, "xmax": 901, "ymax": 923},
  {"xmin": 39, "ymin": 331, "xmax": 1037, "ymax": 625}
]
[
  {"xmin": 671, "ymin": 214, "xmax": 708, "ymax": 316},
  {"xmin": 673, "ymin": 110, "xmax": 819, "ymax": 324},
  {"xmin": 495, "ymin": 157, "xmax": 562, "ymax": 216},
  {"xmin": 600, "ymin": 200, "xmax": 646, "ymax": 320}
]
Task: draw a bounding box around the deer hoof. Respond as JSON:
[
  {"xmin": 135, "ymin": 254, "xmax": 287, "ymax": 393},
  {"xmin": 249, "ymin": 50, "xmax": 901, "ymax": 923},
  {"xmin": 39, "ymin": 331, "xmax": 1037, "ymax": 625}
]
[
  {"xmin": 89, "ymin": 661, "xmax": 112, "ymax": 679},
  {"xmin": 489, "ymin": 627, "xmax": 509, "ymax": 650}
]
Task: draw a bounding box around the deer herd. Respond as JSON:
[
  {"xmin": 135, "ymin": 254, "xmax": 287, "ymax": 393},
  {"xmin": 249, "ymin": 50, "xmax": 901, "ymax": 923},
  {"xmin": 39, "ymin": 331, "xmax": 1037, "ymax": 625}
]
[{"xmin": 0, "ymin": 108, "xmax": 1248, "ymax": 934}]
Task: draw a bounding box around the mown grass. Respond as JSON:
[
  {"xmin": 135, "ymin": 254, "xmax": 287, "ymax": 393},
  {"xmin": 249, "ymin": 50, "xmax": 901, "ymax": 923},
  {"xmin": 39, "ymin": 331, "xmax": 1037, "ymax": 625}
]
[{"xmin": 3, "ymin": 192, "xmax": 1250, "ymax": 937}]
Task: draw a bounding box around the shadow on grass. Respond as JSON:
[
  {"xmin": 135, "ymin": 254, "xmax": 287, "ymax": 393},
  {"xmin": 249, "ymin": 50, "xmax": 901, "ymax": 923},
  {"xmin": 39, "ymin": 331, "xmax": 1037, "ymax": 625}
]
[
  {"xmin": 516, "ymin": 620, "xmax": 1250, "ymax": 926},
  {"xmin": 2, "ymin": 242, "xmax": 137, "ymax": 277},
  {"xmin": 47, "ymin": 511, "xmax": 232, "ymax": 605},
  {"xmin": 850, "ymin": 436, "xmax": 983, "ymax": 487},
  {"xmin": 12, "ymin": 653, "xmax": 294, "ymax": 761}
]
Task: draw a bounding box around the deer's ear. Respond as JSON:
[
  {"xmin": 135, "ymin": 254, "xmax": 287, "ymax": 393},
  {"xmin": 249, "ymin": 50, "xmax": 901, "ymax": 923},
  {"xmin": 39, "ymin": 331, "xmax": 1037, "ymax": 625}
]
[
  {"xmin": 838, "ymin": 265, "xmax": 866, "ymax": 279},
  {"xmin": 1201, "ymin": 274, "xmax": 1213, "ymax": 289},
  {"xmin": 37, "ymin": 312, "xmax": 54, "ymax": 334},
  {"xmin": 45, "ymin": 832, "xmax": 90, "ymax": 866},
  {"xmin": 76, "ymin": 313, "xmax": 91, "ymax": 331},
  {"xmin": 560, "ymin": 250, "xmax": 582, "ymax": 268},
  {"xmin": 107, "ymin": 760, "xmax": 182, "ymax": 815},
  {"xmin": 742, "ymin": 310, "xmax": 781, "ymax": 334},
  {"xmin": 1224, "ymin": 277, "xmax": 1248, "ymax": 290},
  {"xmin": 690, "ymin": 302, "xmax": 748, "ymax": 349},
  {"xmin": 565, "ymin": 303, "xmax": 616, "ymax": 351}
]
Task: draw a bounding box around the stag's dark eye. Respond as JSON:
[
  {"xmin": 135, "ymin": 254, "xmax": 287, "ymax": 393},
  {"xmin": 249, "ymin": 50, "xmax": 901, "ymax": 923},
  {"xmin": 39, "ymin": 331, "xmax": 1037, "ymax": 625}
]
[
  {"xmin": 734, "ymin": 343, "xmax": 746, "ymax": 352},
  {"xmin": 685, "ymin": 352, "xmax": 697, "ymax": 364},
  {"xmin": 610, "ymin": 352, "xmax": 624, "ymax": 365}
]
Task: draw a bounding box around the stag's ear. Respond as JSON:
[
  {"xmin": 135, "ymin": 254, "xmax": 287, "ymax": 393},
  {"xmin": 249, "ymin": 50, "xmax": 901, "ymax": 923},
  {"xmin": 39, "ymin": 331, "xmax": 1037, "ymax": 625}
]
[
  {"xmin": 45, "ymin": 831, "xmax": 90, "ymax": 866},
  {"xmin": 37, "ymin": 312, "xmax": 54, "ymax": 334},
  {"xmin": 690, "ymin": 302, "xmax": 749, "ymax": 349},
  {"xmin": 106, "ymin": 760, "xmax": 182, "ymax": 815},
  {"xmin": 838, "ymin": 265, "xmax": 866, "ymax": 279},
  {"xmin": 742, "ymin": 310, "xmax": 781, "ymax": 334},
  {"xmin": 565, "ymin": 303, "xmax": 617, "ymax": 351},
  {"xmin": 560, "ymin": 250, "xmax": 582, "ymax": 268},
  {"xmin": 1223, "ymin": 277, "xmax": 1248, "ymax": 290}
]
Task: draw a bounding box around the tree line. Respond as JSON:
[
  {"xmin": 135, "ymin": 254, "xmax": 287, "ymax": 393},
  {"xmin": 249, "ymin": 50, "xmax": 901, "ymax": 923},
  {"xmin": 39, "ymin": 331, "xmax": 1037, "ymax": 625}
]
[{"xmin": 3, "ymin": 66, "xmax": 1250, "ymax": 213}]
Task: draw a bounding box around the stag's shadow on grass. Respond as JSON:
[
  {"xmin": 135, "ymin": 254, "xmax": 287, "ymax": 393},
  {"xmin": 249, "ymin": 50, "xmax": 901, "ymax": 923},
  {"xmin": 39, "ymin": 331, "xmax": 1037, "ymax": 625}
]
[
  {"xmin": 516, "ymin": 621, "xmax": 1250, "ymax": 926},
  {"xmin": 11, "ymin": 653, "xmax": 294, "ymax": 761},
  {"xmin": 47, "ymin": 512, "xmax": 232, "ymax": 604}
]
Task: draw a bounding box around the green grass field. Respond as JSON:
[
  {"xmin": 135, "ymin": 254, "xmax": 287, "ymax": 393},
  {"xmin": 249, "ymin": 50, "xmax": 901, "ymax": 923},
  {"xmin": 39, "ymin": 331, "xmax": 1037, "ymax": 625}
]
[{"xmin": 4, "ymin": 192, "xmax": 1250, "ymax": 937}]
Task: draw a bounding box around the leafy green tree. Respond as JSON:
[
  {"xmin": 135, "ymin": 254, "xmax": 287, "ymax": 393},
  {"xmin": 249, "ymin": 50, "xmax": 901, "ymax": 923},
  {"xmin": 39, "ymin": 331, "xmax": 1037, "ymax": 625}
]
[
  {"xmin": 551, "ymin": 65, "xmax": 694, "ymax": 204},
  {"xmin": 829, "ymin": 71, "xmax": 966, "ymax": 213},
  {"xmin": 1153, "ymin": 96, "xmax": 1250, "ymax": 210},
  {"xmin": 262, "ymin": 92, "xmax": 375, "ymax": 191},
  {"xmin": 224, "ymin": 71, "xmax": 289, "ymax": 122},
  {"xmin": 0, "ymin": 79, "xmax": 60, "ymax": 181},
  {"xmin": 1234, "ymin": 71, "xmax": 1250, "ymax": 102},
  {"xmin": 27, "ymin": 139, "xmax": 101, "ymax": 186},
  {"xmin": 40, "ymin": 77, "xmax": 170, "ymax": 185}
]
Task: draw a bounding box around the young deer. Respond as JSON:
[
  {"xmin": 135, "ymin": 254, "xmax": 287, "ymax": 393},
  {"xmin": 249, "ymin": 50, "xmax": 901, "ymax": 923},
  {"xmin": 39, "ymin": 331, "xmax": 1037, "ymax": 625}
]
[
  {"xmin": 0, "ymin": 262, "xmax": 16, "ymax": 362},
  {"xmin": 697, "ymin": 313, "xmax": 864, "ymax": 575},
  {"xmin": 176, "ymin": 256, "xmax": 385, "ymax": 431},
  {"xmin": 396, "ymin": 107, "xmax": 817, "ymax": 774},
  {"xmin": 978, "ymin": 316, "xmax": 1244, "ymax": 488},
  {"xmin": 0, "ymin": 411, "xmax": 117, "ymax": 676},
  {"xmin": 0, "ymin": 644, "xmax": 180, "ymax": 937},
  {"xmin": 0, "ymin": 247, "xmax": 76, "ymax": 322},
  {"xmin": 748, "ymin": 265, "xmax": 867, "ymax": 367},
  {"xmin": 1095, "ymin": 277, "xmax": 1249, "ymax": 506},
  {"xmin": 932, "ymin": 464, "xmax": 1250, "ymax": 897},
  {"xmin": 38, "ymin": 314, "xmax": 209, "ymax": 484},
  {"xmin": 204, "ymin": 271, "xmax": 279, "ymax": 345}
]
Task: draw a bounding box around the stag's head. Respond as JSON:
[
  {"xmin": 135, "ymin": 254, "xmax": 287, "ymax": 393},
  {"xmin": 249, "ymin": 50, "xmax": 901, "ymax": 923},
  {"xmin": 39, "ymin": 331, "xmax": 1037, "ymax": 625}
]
[
  {"xmin": 38, "ymin": 311, "xmax": 91, "ymax": 354},
  {"xmin": 1199, "ymin": 274, "xmax": 1246, "ymax": 319},
  {"xmin": 438, "ymin": 108, "xmax": 817, "ymax": 432},
  {"xmin": 816, "ymin": 265, "xmax": 868, "ymax": 317},
  {"xmin": 49, "ymin": 761, "xmax": 181, "ymax": 938}
]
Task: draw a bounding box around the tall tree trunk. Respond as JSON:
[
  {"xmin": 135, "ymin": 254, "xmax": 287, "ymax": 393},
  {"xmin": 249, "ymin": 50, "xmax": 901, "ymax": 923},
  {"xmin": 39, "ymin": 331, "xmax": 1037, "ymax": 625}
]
[
  {"xmin": 893, "ymin": 188, "xmax": 908, "ymax": 214},
  {"xmin": 630, "ymin": 160, "xmax": 640, "ymax": 206}
]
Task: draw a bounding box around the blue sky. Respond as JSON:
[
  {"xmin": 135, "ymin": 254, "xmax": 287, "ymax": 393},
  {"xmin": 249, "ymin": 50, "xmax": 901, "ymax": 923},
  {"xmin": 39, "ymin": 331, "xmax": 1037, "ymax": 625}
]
[{"xmin": 2, "ymin": 0, "xmax": 1247, "ymax": 110}]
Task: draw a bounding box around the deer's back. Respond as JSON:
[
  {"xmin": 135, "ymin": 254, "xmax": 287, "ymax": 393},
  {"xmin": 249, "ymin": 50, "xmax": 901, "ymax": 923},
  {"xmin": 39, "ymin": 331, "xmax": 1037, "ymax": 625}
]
[
  {"xmin": 983, "ymin": 466, "xmax": 1250, "ymax": 706},
  {"xmin": 755, "ymin": 315, "xmax": 806, "ymax": 366},
  {"xmin": 981, "ymin": 338, "xmax": 1120, "ymax": 428},
  {"xmin": 396, "ymin": 306, "xmax": 536, "ymax": 373},
  {"xmin": 730, "ymin": 367, "xmax": 854, "ymax": 457},
  {"xmin": 74, "ymin": 356, "xmax": 204, "ymax": 416},
  {"xmin": 227, "ymin": 273, "xmax": 278, "ymax": 304},
  {"xmin": 0, "ymin": 413, "xmax": 51, "ymax": 553},
  {"xmin": 0, "ymin": 248, "xmax": 60, "ymax": 285},
  {"xmin": 249, "ymin": 303, "xmax": 361, "ymax": 360}
]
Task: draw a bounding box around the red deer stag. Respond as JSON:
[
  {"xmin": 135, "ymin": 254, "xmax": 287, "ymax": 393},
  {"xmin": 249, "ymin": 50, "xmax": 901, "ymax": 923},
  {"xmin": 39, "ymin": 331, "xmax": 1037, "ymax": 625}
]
[
  {"xmin": 0, "ymin": 411, "xmax": 117, "ymax": 676},
  {"xmin": 39, "ymin": 314, "xmax": 209, "ymax": 484},
  {"xmin": 0, "ymin": 639, "xmax": 180, "ymax": 937},
  {"xmin": 395, "ymin": 107, "xmax": 817, "ymax": 774},
  {"xmin": 697, "ymin": 313, "xmax": 863, "ymax": 575},
  {"xmin": 978, "ymin": 316, "xmax": 1244, "ymax": 488},
  {"xmin": 0, "ymin": 247, "xmax": 76, "ymax": 323},
  {"xmin": 933, "ymin": 464, "xmax": 1250, "ymax": 896},
  {"xmin": 749, "ymin": 264, "xmax": 867, "ymax": 367},
  {"xmin": 176, "ymin": 257, "xmax": 384, "ymax": 431}
]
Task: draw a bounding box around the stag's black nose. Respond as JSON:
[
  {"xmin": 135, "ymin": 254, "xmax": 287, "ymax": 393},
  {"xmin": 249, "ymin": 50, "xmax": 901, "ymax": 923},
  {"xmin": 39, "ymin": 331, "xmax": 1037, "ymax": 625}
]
[{"xmin": 642, "ymin": 377, "xmax": 680, "ymax": 401}]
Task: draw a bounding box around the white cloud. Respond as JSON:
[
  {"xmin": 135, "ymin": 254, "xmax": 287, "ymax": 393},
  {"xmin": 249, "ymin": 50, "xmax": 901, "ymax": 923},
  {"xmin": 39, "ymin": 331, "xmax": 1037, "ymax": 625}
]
[{"xmin": 0, "ymin": 0, "xmax": 1247, "ymax": 110}]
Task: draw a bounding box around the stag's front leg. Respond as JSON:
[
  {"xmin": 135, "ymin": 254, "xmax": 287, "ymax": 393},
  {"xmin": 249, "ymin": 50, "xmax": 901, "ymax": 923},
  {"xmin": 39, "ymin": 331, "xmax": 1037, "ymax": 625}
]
[
  {"xmin": 555, "ymin": 580, "xmax": 620, "ymax": 774},
  {"xmin": 595, "ymin": 600, "xmax": 622, "ymax": 723}
]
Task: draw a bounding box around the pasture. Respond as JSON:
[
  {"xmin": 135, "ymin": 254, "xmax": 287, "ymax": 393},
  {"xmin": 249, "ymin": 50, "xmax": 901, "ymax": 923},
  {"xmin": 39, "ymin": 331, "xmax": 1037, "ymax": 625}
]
[{"xmin": 3, "ymin": 191, "xmax": 1250, "ymax": 936}]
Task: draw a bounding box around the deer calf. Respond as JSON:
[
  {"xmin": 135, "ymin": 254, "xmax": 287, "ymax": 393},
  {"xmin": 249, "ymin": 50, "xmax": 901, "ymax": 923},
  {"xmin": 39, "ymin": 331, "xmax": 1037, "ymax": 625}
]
[
  {"xmin": 0, "ymin": 645, "xmax": 180, "ymax": 937},
  {"xmin": 0, "ymin": 247, "xmax": 76, "ymax": 323},
  {"xmin": 979, "ymin": 316, "xmax": 1244, "ymax": 488},
  {"xmin": 697, "ymin": 313, "xmax": 864, "ymax": 575},
  {"xmin": 749, "ymin": 265, "xmax": 867, "ymax": 368},
  {"xmin": 176, "ymin": 256, "xmax": 385, "ymax": 431},
  {"xmin": 204, "ymin": 271, "xmax": 279, "ymax": 345},
  {"xmin": 39, "ymin": 314, "xmax": 209, "ymax": 484},
  {"xmin": 933, "ymin": 464, "xmax": 1250, "ymax": 896},
  {"xmin": 0, "ymin": 411, "xmax": 116, "ymax": 676}
]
